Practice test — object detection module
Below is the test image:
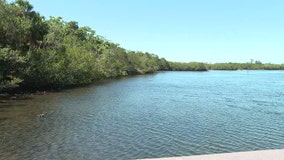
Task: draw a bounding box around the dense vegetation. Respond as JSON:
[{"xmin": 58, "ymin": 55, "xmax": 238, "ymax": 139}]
[
  {"xmin": 169, "ymin": 62, "xmax": 207, "ymax": 71},
  {"xmin": 0, "ymin": 0, "xmax": 171, "ymax": 92},
  {"xmin": 169, "ymin": 61, "xmax": 284, "ymax": 72},
  {"xmin": 207, "ymin": 62, "xmax": 284, "ymax": 70},
  {"xmin": 1, "ymin": 0, "xmax": 283, "ymax": 93}
]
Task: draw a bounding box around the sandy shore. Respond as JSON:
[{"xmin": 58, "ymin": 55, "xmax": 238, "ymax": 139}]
[{"xmin": 138, "ymin": 149, "xmax": 284, "ymax": 160}]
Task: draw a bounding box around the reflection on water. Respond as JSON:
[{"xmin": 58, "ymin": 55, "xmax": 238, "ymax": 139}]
[{"xmin": 1, "ymin": 71, "xmax": 284, "ymax": 159}]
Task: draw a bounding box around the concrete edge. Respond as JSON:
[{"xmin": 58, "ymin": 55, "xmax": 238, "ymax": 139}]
[{"xmin": 138, "ymin": 149, "xmax": 284, "ymax": 160}]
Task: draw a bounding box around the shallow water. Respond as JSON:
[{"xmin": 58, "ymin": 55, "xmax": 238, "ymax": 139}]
[{"xmin": 0, "ymin": 71, "xmax": 284, "ymax": 159}]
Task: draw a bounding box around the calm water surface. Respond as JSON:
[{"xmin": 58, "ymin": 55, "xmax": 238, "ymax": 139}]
[{"xmin": 1, "ymin": 71, "xmax": 284, "ymax": 159}]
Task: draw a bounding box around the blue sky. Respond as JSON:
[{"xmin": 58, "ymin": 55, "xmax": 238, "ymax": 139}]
[{"xmin": 25, "ymin": 0, "xmax": 284, "ymax": 63}]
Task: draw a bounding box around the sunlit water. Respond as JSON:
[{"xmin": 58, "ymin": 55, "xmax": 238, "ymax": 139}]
[{"xmin": 1, "ymin": 71, "xmax": 284, "ymax": 159}]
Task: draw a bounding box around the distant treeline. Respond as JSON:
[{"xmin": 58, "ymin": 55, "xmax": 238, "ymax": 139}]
[
  {"xmin": 0, "ymin": 0, "xmax": 283, "ymax": 93},
  {"xmin": 207, "ymin": 62, "xmax": 284, "ymax": 70},
  {"xmin": 169, "ymin": 62, "xmax": 207, "ymax": 71},
  {"xmin": 168, "ymin": 62, "xmax": 284, "ymax": 72}
]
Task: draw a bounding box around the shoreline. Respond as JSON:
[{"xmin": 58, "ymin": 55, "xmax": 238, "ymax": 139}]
[{"xmin": 1, "ymin": 69, "xmax": 283, "ymax": 101}]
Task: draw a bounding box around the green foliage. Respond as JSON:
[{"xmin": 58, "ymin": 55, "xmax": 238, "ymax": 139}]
[
  {"xmin": 0, "ymin": 48, "xmax": 25, "ymax": 90},
  {"xmin": 0, "ymin": 0, "xmax": 48, "ymax": 50},
  {"xmin": 209, "ymin": 63, "xmax": 244, "ymax": 70},
  {"xmin": 169, "ymin": 62, "xmax": 207, "ymax": 71},
  {"xmin": 23, "ymin": 48, "xmax": 67, "ymax": 88},
  {"xmin": 208, "ymin": 62, "xmax": 284, "ymax": 70},
  {"xmin": 0, "ymin": 0, "xmax": 168, "ymax": 92},
  {"xmin": 98, "ymin": 44, "xmax": 129, "ymax": 77},
  {"xmin": 158, "ymin": 58, "xmax": 170, "ymax": 71}
]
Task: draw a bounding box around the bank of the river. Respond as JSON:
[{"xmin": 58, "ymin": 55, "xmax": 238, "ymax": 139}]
[
  {"xmin": 0, "ymin": 72, "xmax": 152, "ymax": 100},
  {"xmin": 2, "ymin": 68, "xmax": 284, "ymax": 100},
  {"xmin": 0, "ymin": 91, "xmax": 45, "ymax": 101}
]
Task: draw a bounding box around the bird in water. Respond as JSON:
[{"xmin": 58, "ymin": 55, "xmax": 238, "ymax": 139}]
[{"xmin": 38, "ymin": 113, "xmax": 45, "ymax": 118}]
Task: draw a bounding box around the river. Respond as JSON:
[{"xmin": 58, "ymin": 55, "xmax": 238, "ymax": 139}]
[{"xmin": 0, "ymin": 71, "xmax": 284, "ymax": 159}]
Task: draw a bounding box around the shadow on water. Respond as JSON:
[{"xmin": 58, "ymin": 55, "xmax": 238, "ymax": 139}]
[
  {"xmin": 0, "ymin": 102, "xmax": 28, "ymax": 109},
  {"xmin": 0, "ymin": 117, "xmax": 8, "ymax": 122}
]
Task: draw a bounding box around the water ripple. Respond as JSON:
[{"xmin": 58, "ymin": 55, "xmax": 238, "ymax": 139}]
[{"xmin": 1, "ymin": 71, "xmax": 284, "ymax": 159}]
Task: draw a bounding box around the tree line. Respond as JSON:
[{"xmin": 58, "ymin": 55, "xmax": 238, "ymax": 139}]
[
  {"xmin": 1, "ymin": 0, "xmax": 283, "ymax": 93},
  {"xmin": 169, "ymin": 62, "xmax": 284, "ymax": 72},
  {"xmin": 207, "ymin": 62, "xmax": 284, "ymax": 70},
  {"xmin": 0, "ymin": 0, "xmax": 172, "ymax": 92}
]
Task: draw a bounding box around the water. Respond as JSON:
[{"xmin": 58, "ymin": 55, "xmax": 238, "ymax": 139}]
[{"xmin": 1, "ymin": 71, "xmax": 284, "ymax": 159}]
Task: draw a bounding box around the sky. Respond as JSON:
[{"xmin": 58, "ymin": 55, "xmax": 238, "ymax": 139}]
[{"xmin": 20, "ymin": 0, "xmax": 284, "ymax": 63}]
